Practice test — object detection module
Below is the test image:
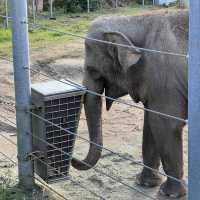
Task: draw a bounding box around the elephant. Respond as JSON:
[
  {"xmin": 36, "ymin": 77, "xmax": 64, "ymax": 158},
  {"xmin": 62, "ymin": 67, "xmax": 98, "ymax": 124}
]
[{"xmin": 71, "ymin": 10, "xmax": 188, "ymax": 198}]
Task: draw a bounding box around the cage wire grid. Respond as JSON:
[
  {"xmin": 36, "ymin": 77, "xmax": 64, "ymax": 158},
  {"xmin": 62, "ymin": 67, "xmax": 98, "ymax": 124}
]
[
  {"xmin": 0, "ymin": 118, "xmax": 107, "ymax": 200},
  {"xmin": 32, "ymin": 91, "xmax": 84, "ymax": 182}
]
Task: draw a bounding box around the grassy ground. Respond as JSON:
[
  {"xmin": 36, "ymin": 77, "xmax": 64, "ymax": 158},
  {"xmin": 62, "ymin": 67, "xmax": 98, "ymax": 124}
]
[
  {"xmin": 0, "ymin": 4, "xmax": 163, "ymax": 57},
  {"xmin": 0, "ymin": 169, "xmax": 57, "ymax": 200}
]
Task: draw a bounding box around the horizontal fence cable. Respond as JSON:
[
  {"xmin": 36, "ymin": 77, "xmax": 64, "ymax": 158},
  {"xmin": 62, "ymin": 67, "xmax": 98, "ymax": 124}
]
[
  {"xmin": 0, "ymin": 117, "xmax": 106, "ymax": 200},
  {"xmin": 0, "ymin": 112, "xmax": 158, "ymax": 200},
  {"xmin": 26, "ymin": 22, "xmax": 188, "ymax": 58},
  {"xmin": 0, "ymin": 14, "xmax": 12, "ymax": 19},
  {"xmin": 28, "ymin": 120, "xmax": 158, "ymax": 200},
  {"xmin": 0, "ymin": 86, "xmax": 187, "ymax": 185},
  {"xmin": 29, "ymin": 153, "xmax": 107, "ymax": 200},
  {"xmin": 0, "ymin": 152, "xmax": 16, "ymax": 166},
  {"xmin": 0, "ymin": 151, "xmax": 70, "ymax": 200},
  {"xmin": 0, "ymin": 15, "xmax": 188, "ymax": 58},
  {"xmin": 34, "ymin": 176, "xmax": 69, "ymax": 200},
  {"xmin": 0, "ymin": 105, "xmax": 187, "ymax": 187},
  {"xmin": 0, "ymin": 56, "xmax": 187, "ymax": 184},
  {"xmin": 0, "ymin": 132, "xmax": 91, "ymax": 200},
  {"xmin": 29, "ymin": 111, "xmax": 187, "ymax": 186},
  {"xmin": 0, "ymin": 11, "xmax": 188, "ymax": 198},
  {"xmin": 0, "ymin": 130, "xmax": 16, "ymax": 146},
  {"xmin": 0, "ymin": 56, "xmax": 187, "ymax": 123},
  {"xmin": 30, "ymin": 68, "xmax": 188, "ymax": 123},
  {"xmin": 0, "ymin": 130, "xmax": 70, "ymax": 200},
  {"xmin": 0, "ymin": 53, "xmax": 188, "ymax": 123},
  {"xmin": 0, "ymin": 55, "xmax": 13, "ymax": 62}
]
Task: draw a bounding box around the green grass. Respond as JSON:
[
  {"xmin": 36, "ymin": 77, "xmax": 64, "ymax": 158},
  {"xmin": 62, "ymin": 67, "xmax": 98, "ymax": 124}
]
[
  {"xmin": 0, "ymin": 170, "xmax": 54, "ymax": 200},
  {"xmin": 0, "ymin": 170, "xmax": 29, "ymax": 200},
  {"xmin": 0, "ymin": 4, "xmax": 164, "ymax": 57}
]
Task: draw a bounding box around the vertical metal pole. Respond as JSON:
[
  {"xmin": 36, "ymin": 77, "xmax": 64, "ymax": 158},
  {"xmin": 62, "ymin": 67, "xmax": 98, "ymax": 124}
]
[
  {"xmin": 179, "ymin": 0, "xmax": 185, "ymax": 8},
  {"xmin": 32, "ymin": 0, "xmax": 36, "ymax": 24},
  {"xmin": 5, "ymin": 0, "xmax": 9, "ymax": 28},
  {"xmin": 189, "ymin": 0, "xmax": 200, "ymax": 199},
  {"xmin": 115, "ymin": 0, "xmax": 118, "ymax": 8},
  {"xmin": 49, "ymin": 0, "xmax": 53, "ymax": 19},
  {"xmin": 142, "ymin": 0, "xmax": 145, "ymax": 6},
  {"xmin": 10, "ymin": 0, "xmax": 34, "ymax": 190},
  {"xmin": 87, "ymin": 0, "xmax": 90, "ymax": 13}
]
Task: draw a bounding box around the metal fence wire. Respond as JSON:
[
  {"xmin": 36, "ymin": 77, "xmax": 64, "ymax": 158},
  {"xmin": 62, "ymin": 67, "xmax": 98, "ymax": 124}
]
[
  {"xmin": 0, "ymin": 58, "xmax": 187, "ymax": 185},
  {"xmin": 0, "ymin": 6, "xmax": 190, "ymax": 200}
]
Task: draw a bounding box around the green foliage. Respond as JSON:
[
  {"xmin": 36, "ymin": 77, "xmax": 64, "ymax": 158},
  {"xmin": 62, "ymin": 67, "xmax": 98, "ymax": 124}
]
[
  {"xmin": 54, "ymin": 0, "xmax": 100, "ymax": 13},
  {"xmin": 0, "ymin": 29, "xmax": 11, "ymax": 43}
]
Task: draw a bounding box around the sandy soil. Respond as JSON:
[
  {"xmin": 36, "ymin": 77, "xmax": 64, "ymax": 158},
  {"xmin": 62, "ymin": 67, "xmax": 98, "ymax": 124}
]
[{"xmin": 0, "ymin": 39, "xmax": 188, "ymax": 200}]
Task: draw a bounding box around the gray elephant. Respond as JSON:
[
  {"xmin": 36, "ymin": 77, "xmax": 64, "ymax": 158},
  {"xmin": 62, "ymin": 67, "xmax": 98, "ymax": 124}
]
[{"xmin": 72, "ymin": 11, "xmax": 188, "ymax": 198}]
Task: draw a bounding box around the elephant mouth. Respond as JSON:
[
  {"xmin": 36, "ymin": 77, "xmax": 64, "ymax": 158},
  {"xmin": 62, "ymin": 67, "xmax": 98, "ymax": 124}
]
[{"xmin": 105, "ymin": 82, "xmax": 128, "ymax": 111}]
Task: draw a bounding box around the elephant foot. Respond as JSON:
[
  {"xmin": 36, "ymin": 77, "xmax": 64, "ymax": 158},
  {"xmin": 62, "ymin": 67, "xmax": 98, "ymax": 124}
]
[
  {"xmin": 159, "ymin": 180, "xmax": 186, "ymax": 198},
  {"xmin": 136, "ymin": 171, "xmax": 162, "ymax": 187}
]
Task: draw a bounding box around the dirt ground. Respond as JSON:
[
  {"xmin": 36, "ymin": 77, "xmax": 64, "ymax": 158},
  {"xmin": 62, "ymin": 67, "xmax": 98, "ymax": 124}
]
[{"xmin": 0, "ymin": 38, "xmax": 188, "ymax": 200}]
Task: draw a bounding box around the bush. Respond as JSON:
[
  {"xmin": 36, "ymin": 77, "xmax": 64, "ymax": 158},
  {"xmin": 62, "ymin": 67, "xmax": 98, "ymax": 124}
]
[{"xmin": 54, "ymin": 0, "xmax": 99, "ymax": 13}]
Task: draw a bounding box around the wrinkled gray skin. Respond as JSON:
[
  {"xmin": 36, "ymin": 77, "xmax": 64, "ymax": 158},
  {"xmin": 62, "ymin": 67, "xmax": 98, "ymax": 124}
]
[{"xmin": 71, "ymin": 11, "xmax": 188, "ymax": 198}]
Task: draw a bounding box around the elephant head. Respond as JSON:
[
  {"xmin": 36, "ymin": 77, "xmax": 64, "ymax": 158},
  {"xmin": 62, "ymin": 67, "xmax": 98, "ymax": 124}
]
[{"xmin": 71, "ymin": 31, "xmax": 142, "ymax": 170}]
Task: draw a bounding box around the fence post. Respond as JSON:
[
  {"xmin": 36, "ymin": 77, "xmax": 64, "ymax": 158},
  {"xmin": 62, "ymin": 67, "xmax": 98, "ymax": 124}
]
[
  {"xmin": 87, "ymin": 0, "xmax": 90, "ymax": 13},
  {"xmin": 5, "ymin": 0, "xmax": 9, "ymax": 28},
  {"xmin": 115, "ymin": 0, "xmax": 118, "ymax": 8},
  {"xmin": 32, "ymin": 0, "xmax": 36, "ymax": 24},
  {"xmin": 10, "ymin": 0, "xmax": 34, "ymax": 190},
  {"xmin": 49, "ymin": 0, "xmax": 54, "ymax": 19},
  {"xmin": 188, "ymin": 0, "xmax": 200, "ymax": 199}
]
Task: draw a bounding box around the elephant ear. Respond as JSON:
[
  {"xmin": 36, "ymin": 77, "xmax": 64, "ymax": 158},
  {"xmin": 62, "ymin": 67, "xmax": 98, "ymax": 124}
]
[{"xmin": 103, "ymin": 31, "xmax": 141, "ymax": 72}]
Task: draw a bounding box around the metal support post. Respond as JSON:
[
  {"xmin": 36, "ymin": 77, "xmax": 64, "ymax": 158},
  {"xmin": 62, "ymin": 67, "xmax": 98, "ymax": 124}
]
[
  {"xmin": 115, "ymin": 0, "xmax": 118, "ymax": 8},
  {"xmin": 49, "ymin": 0, "xmax": 55, "ymax": 20},
  {"xmin": 142, "ymin": 0, "xmax": 145, "ymax": 6},
  {"xmin": 50, "ymin": 0, "xmax": 53, "ymax": 18},
  {"xmin": 179, "ymin": 0, "xmax": 185, "ymax": 8},
  {"xmin": 32, "ymin": 0, "xmax": 36, "ymax": 24},
  {"xmin": 87, "ymin": 0, "xmax": 90, "ymax": 13},
  {"xmin": 5, "ymin": 0, "xmax": 9, "ymax": 28},
  {"xmin": 188, "ymin": 0, "xmax": 200, "ymax": 199},
  {"xmin": 10, "ymin": 0, "xmax": 34, "ymax": 190}
]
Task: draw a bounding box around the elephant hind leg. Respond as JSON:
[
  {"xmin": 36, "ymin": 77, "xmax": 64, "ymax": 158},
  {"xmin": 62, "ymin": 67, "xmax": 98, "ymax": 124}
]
[
  {"xmin": 136, "ymin": 111, "xmax": 162, "ymax": 187},
  {"xmin": 149, "ymin": 116, "xmax": 186, "ymax": 198}
]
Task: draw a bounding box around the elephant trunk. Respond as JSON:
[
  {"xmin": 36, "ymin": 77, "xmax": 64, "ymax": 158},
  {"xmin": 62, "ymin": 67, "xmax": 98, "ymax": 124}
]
[{"xmin": 71, "ymin": 91, "xmax": 103, "ymax": 170}]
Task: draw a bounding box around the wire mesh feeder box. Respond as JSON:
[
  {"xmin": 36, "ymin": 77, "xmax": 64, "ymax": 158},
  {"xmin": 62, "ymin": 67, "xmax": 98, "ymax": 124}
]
[{"xmin": 31, "ymin": 80, "xmax": 86, "ymax": 183}]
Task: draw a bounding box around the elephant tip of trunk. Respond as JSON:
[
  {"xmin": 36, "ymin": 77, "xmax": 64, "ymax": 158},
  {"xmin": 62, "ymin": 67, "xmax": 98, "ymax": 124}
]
[
  {"xmin": 71, "ymin": 147, "xmax": 102, "ymax": 170},
  {"xmin": 71, "ymin": 158, "xmax": 95, "ymax": 170}
]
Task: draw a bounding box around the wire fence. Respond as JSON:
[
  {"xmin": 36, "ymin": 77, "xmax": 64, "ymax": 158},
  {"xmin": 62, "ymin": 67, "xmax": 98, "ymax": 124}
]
[
  {"xmin": 0, "ymin": 94, "xmax": 187, "ymax": 200},
  {"xmin": 0, "ymin": 56, "xmax": 188, "ymax": 186},
  {"xmin": 0, "ymin": 4, "xmax": 189, "ymax": 200},
  {"xmin": 0, "ymin": 112, "xmax": 154, "ymax": 200}
]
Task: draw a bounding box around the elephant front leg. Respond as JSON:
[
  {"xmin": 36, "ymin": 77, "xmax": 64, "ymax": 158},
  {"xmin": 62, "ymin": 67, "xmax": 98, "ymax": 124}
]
[
  {"xmin": 150, "ymin": 117, "xmax": 186, "ymax": 198},
  {"xmin": 136, "ymin": 112, "xmax": 162, "ymax": 187}
]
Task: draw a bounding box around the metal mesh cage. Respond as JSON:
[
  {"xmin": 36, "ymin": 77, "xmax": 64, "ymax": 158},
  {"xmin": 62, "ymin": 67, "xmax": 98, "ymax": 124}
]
[{"xmin": 31, "ymin": 80, "xmax": 85, "ymax": 183}]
